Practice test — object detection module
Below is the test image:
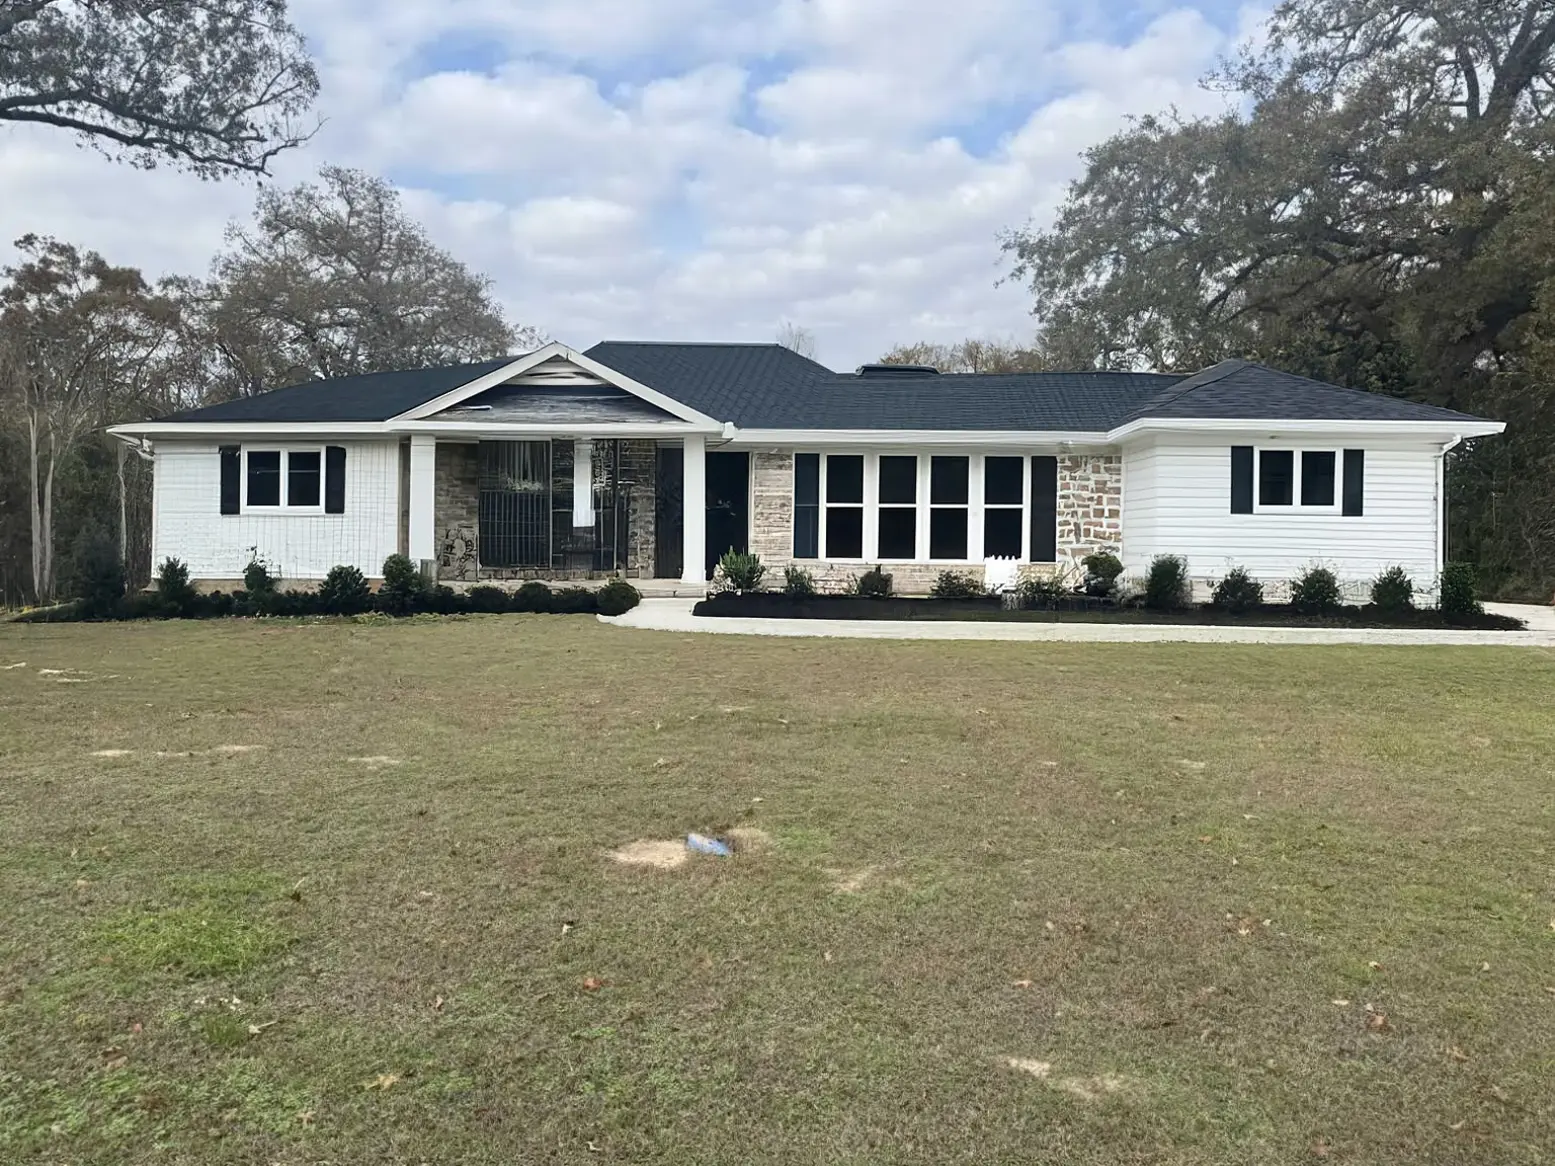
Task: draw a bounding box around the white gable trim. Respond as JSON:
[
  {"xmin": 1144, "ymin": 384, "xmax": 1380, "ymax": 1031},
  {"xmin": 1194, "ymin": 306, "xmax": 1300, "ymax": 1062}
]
[{"xmin": 391, "ymin": 341, "xmax": 724, "ymax": 429}]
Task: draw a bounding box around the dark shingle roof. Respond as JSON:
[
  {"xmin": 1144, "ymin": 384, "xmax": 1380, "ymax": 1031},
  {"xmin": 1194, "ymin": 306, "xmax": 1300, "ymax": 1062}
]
[
  {"xmin": 582, "ymin": 341, "xmax": 835, "ymax": 424},
  {"xmin": 149, "ymin": 347, "xmax": 1494, "ymax": 431},
  {"xmin": 159, "ymin": 358, "xmax": 516, "ymax": 422},
  {"xmin": 1122, "ymin": 359, "xmax": 1486, "ymax": 425}
]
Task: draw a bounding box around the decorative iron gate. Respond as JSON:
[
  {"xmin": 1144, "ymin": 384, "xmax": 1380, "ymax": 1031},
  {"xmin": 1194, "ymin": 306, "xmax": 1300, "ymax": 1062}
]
[{"xmin": 479, "ymin": 440, "xmax": 551, "ymax": 567}]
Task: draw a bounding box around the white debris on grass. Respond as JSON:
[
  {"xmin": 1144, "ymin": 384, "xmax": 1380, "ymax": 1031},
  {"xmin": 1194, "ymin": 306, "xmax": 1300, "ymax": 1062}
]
[
  {"xmin": 90, "ymin": 749, "xmax": 134, "ymax": 758},
  {"xmin": 347, "ymin": 756, "xmax": 403, "ymax": 766},
  {"xmin": 1000, "ymin": 1057, "xmax": 1132, "ymax": 1100},
  {"xmin": 608, "ymin": 840, "xmax": 689, "ymax": 870}
]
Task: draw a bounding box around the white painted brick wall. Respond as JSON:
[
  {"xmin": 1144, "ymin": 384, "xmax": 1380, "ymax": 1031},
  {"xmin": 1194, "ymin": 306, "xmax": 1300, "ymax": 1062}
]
[{"xmin": 152, "ymin": 440, "xmax": 401, "ymax": 581}]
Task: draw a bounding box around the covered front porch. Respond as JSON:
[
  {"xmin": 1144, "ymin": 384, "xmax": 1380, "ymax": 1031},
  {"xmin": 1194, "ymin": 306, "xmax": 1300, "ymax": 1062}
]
[{"xmin": 404, "ymin": 433, "xmax": 740, "ymax": 588}]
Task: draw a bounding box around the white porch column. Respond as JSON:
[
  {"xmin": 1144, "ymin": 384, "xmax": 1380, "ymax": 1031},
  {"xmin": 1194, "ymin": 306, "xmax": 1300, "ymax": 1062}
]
[
  {"xmin": 681, "ymin": 435, "xmax": 707, "ymax": 585},
  {"xmin": 408, "ymin": 434, "xmax": 437, "ymax": 566},
  {"xmin": 572, "ymin": 439, "xmax": 595, "ymax": 527}
]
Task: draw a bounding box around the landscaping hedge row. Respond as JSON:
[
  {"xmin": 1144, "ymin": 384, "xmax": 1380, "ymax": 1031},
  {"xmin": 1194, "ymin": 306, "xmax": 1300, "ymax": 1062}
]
[
  {"xmin": 12, "ymin": 553, "xmax": 641, "ymax": 623},
  {"xmin": 701, "ymin": 552, "xmax": 1514, "ymax": 629}
]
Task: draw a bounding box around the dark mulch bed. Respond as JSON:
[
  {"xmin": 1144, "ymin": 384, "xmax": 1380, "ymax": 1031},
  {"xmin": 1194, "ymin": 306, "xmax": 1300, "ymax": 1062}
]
[{"xmin": 694, "ymin": 592, "xmax": 1526, "ymax": 630}]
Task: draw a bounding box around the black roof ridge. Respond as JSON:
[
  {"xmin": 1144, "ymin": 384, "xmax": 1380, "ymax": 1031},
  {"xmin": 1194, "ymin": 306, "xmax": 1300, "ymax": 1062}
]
[
  {"xmin": 599, "ymin": 339, "xmax": 796, "ymax": 349},
  {"xmin": 1124, "ymin": 358, "xmax": 1251, "ymax": 421}
]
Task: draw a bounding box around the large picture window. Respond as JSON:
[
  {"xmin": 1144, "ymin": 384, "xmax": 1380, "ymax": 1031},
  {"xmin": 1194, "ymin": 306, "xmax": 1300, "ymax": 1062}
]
[
  {"xmin": 928, "ymin": 456, "xmax": 969, "ymax": 560},
  {"xmin": 825, "ymin": 454, "xmax": 864, "ymax": 559},
  {"xmin": 983, "ymin": 456, "xmax": 1024, "ymax": 558},
  {"xmin": 877, "ymin": 455, "xmax": 918, "ymax": 559}
]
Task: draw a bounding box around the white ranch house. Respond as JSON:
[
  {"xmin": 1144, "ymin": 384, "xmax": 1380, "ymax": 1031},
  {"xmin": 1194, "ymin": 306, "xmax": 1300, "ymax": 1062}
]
[{"xmin": 108, "ymin": 341, "xmax": 1504, "ymax": 597}]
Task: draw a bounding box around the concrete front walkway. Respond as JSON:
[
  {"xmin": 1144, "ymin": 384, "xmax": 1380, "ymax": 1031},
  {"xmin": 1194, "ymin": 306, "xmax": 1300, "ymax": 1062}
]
[{"xmin": 603, "ymin": 598, "xmax": 1555, "ymax": 646}]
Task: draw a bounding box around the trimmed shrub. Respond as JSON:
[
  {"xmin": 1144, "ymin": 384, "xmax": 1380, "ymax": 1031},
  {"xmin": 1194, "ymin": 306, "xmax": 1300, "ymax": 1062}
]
[
  {"xmin": 426, "ymin": 585, "xmax": 468, "ymax": 615},
  {"xmin": 204, "ymin": 591, "xmax": 236, "ymax": 618},
  {"xmin": 155, "ymin": 557, "xmax": 200, "ymax": 617},
  {"xmin": 512, "ymin": 581, "xmax": 553, "ymax": 613},
  {"xmin": 467, "ymin": 584, "xmax": 509, "ymax": 614},
  {"xmin": 1144, "ymin": 555, "xmax": 1191, "ymax": 611},
  {"xmin": 596, "ymin": 579, "xmax": 641, "ymax": 616},
  {"xmin": 70, "ymin": 533, "xmax": 126, "ymax": 619},
  {"xmin": 318, "ymin": 565, "xmax": 372, "ymax": 615},
  {"xmin": 377, "ymin": 553, "xmax": 427, "ymax": 614},
  {"xmin": 1438, "ymin": 560, "xmax": 1483, "ymax": 618},
  {"xmin": 1369, "ymin": 566, "xmax": 1415, "ymax": 614},
  {"xmin": 1017, "ymin": 575, "xmax": 1068, "ymax": 608},
  {"xmin": 1290, "ymin": 565, "xmax": 1343, "ymax": 616},
  {"xmin": 550, "ymin": 587, "xmax": 598, "ymax": 614},
  {"xmin": 782, "ymin": 565, "xmax": 816, "ymax": 597},
  {"xmin": 716, "ymin": 550, "xmax": 765, "ymax": 593},
  {"xmin": 852, "ymin": 565, "xmax": 893, "ymax": 598},
  {"xmin": 1210, "ymin": 566, "xmax": 1263, "ymax": 614},
  {"xmin": 930, "ymin": 570, "xmax": 985, "ymax": 599},
  {"xmin": 1081, "ymin": 552, "xmax": 1124, "ymax": 597},
  {"xmin": 243, "ymin": 553, "xmax": 278, "ymax": 595}
]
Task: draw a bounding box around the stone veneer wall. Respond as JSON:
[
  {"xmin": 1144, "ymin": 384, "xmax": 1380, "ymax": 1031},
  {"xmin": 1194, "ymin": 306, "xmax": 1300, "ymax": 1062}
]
[
  {"xmin": 747, "ymin": 449, "xmax": 1124, "ymax": 594},
  {"xmin": 434, "ymin": 439, "xmax": 657, "ymax": 582}
]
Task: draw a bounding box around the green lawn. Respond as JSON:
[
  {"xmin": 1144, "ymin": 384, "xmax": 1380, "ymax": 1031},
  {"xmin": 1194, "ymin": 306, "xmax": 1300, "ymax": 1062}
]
[{"xmin": 1, "ymin": 618, "xmax": 1553, "ymax": 1164}]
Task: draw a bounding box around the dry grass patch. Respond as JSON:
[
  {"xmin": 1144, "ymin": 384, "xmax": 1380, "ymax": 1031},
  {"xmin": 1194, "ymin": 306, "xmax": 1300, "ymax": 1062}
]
[{"xmin": 2, "ymin": 619, "xmax": 1554, "ymax": 1164}]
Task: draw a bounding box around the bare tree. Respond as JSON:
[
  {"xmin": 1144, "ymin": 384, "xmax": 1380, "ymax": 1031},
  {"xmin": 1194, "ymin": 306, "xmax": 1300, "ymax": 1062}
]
[
  {"xmin": 0, "ymin": 0, "xmax": 318, "ymax": 175},
  {"xmin": 879, "ymin": 337, "xmax": 1051, "ymax": 372},
  {"xmin": 776, "ymin": 321, "xmax": 818, "ymax": 360},
  {"xmin": 0, "ymin": 236, "xmax": 176, "ymax": 600},
  {"xmin": 177, "ymin": 166, "xmax": 538, "ymax": 396}
]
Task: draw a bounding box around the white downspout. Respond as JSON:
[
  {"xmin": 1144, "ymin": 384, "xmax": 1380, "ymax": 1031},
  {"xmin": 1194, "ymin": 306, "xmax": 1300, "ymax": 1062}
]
[{"xmin": 1437, "ymin": 434, "xmax": 1464, "ymax": 581}]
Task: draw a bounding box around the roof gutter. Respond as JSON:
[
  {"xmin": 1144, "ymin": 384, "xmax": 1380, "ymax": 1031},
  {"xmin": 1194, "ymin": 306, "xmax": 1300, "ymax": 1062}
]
[{"xmin": 1107, "ymin": 417, "xmax": 1506, "ymax": 442}]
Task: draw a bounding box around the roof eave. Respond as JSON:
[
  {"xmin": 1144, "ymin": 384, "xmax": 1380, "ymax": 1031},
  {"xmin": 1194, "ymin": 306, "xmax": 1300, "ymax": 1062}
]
[
  {"xmin": 723, "ymin": 427, "xmax": 1113, "ymax": 446},
  {"xmin": 1108, "ymin": 416, "xmax": 1506, "ymax": 442}
]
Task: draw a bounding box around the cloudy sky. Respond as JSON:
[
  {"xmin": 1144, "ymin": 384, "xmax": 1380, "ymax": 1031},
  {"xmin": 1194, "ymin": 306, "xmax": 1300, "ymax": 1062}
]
[{"xmin": 0, "ymin": 0, "xmax": 1263, "ymax": 370}]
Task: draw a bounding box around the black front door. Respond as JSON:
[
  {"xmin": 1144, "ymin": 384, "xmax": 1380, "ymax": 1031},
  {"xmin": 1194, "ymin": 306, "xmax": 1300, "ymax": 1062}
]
[
  {"xmin": 654, "ymin": 445, "xmax": 683, "ymax": 579},
  {"xmin": 705, "ymin": 451, "xmax": 749, "ymax": 579}
]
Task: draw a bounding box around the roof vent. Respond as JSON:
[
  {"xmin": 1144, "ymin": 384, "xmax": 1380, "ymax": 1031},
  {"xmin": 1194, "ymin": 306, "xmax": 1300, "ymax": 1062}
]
[{"xmin": 855, "ymin": 363, "xmax": 940, "ymax": 378}]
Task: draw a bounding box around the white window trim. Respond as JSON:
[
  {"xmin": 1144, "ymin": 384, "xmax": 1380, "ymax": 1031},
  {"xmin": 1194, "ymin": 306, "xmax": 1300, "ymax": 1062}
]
[
  {"xmin": 242, "ymin": 445, "xmax": 327, "ymax": 514},
  {"xmin": 1253, "ymin": 446, "xmax": 1341, "ymax": 514},
  {"xmin": 820, "ymin": 452, "xmax": 866, "ymax": 561},
  {"xmin": 798, "ymin": 450, "xmax": 1038, "ymax": 565}
]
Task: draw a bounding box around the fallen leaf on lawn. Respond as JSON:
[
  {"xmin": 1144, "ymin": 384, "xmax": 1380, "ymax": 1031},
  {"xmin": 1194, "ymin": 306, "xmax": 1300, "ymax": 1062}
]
[
  {"xmin": 1366, "ymin": 1012, "xmax": 1390, "ymax": 1031},
  {"xmin": 1331, "ymin": 999, "xmax": 1350, "ymax": 1006},
  {"xmin": 582, "ymin": 977, "xmax": 605, "ymax": 991},
  {"xmin": 1544, "ymin": 986, "xmax": 1555, "ymax": 996},
  {"xmin": 652, "ymin": 757, "xmax": 669, "ymax": 768},
  {"xmin": 296, "ymin": 1110, "xmax": 315, "ymax": 1127},
  {"xmin": 104, "ymin": 1056, "xmax": 127, "ymax": 1071},
  {"xmin": 1198, "ymin": 835, "xmax": 1214, "ymax": 843},
  {"xmin": 1449, "ymin": 1120, "xmax": 1465, "ymax": 1131},
  {"xmin": 1488, "ymin": 1085, "xmax": 1510, "ymax": 1104},
  {"xmin": 1311, "ymin": 1140, "xmax": 1331, "ymax": 1157},
  {"xmin": 289, "ymin": 878, "xmax": 306, "ymax": 902},
  {"xmin": 587, "ymin": 1141, "xmax": 603, "ymax": 1153},
  {"xmin": 1368, "ymin": 961, "xmax": 1382, "ymax": 970},
  {"xmin": 1448, "ymin": 1046, "xmax": 1468, "ymax": 1062},
  {"xmin": 246, "ymin": 1021, "xmax": 278, "ymax": 1037},
  {"xmin": 1044, "ymin": 921, "xmax": 1055, "ymax": 932},
  {"xmin": 431, "ymin": 996, "xmax": 444, "ymax": 1013},
  {"xmin": 130, "ymin": 1023, "xmax": 142, "ymax": 1034},
  {"xmin": 1480, "ymin": 962, "xmax": 1490, "ymax": 972},
  {"xmin": 561, "ymin": 921, "xmax": 575, "ymax": 935},
  {"xmin": 823, "ymin": 950, "xmax": 833, "ymax": 962},
  {"xmin": 1012, "ymin": 979, "xmax": 1033, "ymax": 989},
  {"xmin": 364, "ymin": 1073, "xmax": 399, "ymax": 1091}
]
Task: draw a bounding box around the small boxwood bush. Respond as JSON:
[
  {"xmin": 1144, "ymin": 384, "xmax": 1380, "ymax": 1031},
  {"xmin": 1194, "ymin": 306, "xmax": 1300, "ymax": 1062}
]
[
  {"xmin": 1210, "ymin": 566, "xmax": 1263, "ymax": 614},
  {"xmin": 716, "ymin": 550, "xmax": 765, "ymax": 593},
  {"xmin": 1144, "ymin": 555, "xmax": 1191, "ymax": 611},
  {"xmin": 318, "ymin": 565, "xmax": 372, "ymax": 615},
  {"xmin": 1438, "ymin": 560, "xmax": 1482, "ymax": 618},
  {"xmin": 1017, "ymin": 575, "xmax": 1068, "ymax": 608},
  {"xmin": 782, "ymin": 565, "xmax": 816, "ymax": 597},
  {"xmin": 1369, "ymin": 566, "xmax": 1414, "ymax": 614},
  {"xmin": 377, "ymin": 553, "xmax": 427, "ymax": 614},
  {"xmin": 852, "ymin": 565, "xmax": 893, "ymax": 598},
  {"xmin": 243, "ymin": 553, "xmax": 277, "ymax": 595},
  {"xmin": 1290, "ymin": 565, "xmax": 1343, "ymax": 615},
  {"xmin": 930, "ymin": 570, "xmax": 985, "ymax": 599},
  {"xmin": 1081, "ymin": 552, "xmax": 1124, "ymax": 597},
  {"xmin": 154, "ymin": 557, "xmax": 200, "ymax": 617},
  {"xmin": 550, "ymin": 586, "xmax": 597, "ymax": 614},
  {"xmin": 467, "ymin": 584, "xmax": 509, "ymax": 613},
  {"xmin": 513, "ymin": 581, "xmax": 553, "ymax": 613},
  {"xmin": 596, "ymin": 579, "xmax": 641, "ymax": 616}
]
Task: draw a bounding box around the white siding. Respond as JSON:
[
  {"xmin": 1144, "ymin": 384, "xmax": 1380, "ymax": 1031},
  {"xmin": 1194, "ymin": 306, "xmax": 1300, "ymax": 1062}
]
[
  {"xmin": 1121, "ymin": 435, "xmax": 1444, "ymax": 592},
  {"xmin": 152, "ymin": 440, "xmax": 401, "ymax": 580}
]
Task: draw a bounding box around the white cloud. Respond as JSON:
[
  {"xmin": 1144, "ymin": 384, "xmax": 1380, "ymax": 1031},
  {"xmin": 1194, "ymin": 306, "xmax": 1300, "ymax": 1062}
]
[{"xmin": 0, "ymin": 1, "xmax": 1256, "ymax": 369}]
